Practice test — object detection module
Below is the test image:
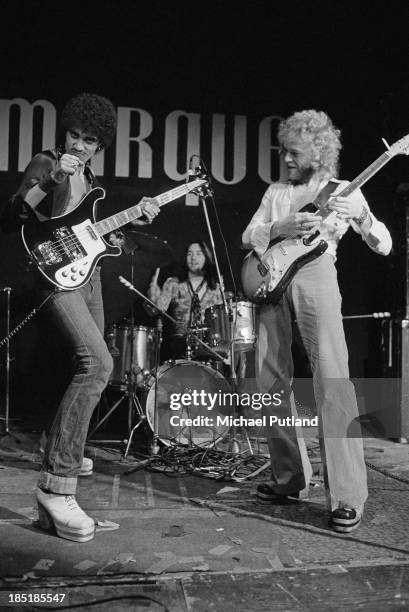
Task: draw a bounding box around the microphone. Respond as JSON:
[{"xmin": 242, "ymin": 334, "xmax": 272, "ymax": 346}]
[
  {"xmin": 188, "ymin": 154, "xmax": 201, "ymax": 175},
  {"xmin": 187, "ymin": 155, "xmax": 213, "ymax": 197}
]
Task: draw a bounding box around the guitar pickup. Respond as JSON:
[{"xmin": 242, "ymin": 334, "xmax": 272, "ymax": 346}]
[
  {"xmin": 257, "ymin": 262, "xmax": 269, "ymax": 277},
  {"xmin": 55, "ymin": 227, "xmax": 86, "ymax": 262},
  {"xmin": 86, "ymin": 225, "xmax": 98, "ymax": 240}
]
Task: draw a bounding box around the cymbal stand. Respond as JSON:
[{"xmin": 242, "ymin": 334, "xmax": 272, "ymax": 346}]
[{"xmin": 88, "ymin": 251, "xmax": 147, "ymax": 454}]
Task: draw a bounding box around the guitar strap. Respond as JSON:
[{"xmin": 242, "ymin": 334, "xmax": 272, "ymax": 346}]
[{"xmin": 313, "ymin": 180, "xmax": 339, "ymax": 212}]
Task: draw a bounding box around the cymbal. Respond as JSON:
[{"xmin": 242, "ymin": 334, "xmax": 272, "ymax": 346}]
[
  {"xmin": 102, "ymin": 231, "xmax": 174, "ymax": 325},
  {"xmin": 121, "ymin": 230, "xmax": 174, "ymax": 267}
]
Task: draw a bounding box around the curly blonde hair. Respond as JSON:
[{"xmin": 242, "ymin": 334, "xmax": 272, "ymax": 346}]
[{"xmin": 278, "ymin": 110, "xmax": 341, "ymax": 178}]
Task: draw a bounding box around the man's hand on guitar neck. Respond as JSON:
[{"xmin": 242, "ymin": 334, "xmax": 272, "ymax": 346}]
[
  {"xmin": 272, "ymin": 212, "xmax": 322, "ymax": 239},
  {"xmin": 130, "ymin": 197, "xmax": 160, "ymax": 226}
]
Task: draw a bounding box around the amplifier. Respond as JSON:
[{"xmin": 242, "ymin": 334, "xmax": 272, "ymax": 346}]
[{"xmin": 378, "ymin": 318, "xmax": 409, "ymax": 440}]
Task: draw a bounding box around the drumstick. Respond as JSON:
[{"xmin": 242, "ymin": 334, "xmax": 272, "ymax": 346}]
[{"xmin": 153, "ymin": 267, "xmax": 160, "ymax": 284}]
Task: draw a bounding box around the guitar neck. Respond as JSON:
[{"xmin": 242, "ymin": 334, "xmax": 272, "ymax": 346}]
[
  {"xmin": 319, "ymin": 149, "xmax": 394, "ymax": 220},
  {"xmin": 93, "ymin": 181, "xmax": 202, "ymax": 236}
]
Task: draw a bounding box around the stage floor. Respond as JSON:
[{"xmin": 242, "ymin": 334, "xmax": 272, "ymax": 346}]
[{"xmin": 0, "ymin": 432, "xmax": 409, "ymax": 610}]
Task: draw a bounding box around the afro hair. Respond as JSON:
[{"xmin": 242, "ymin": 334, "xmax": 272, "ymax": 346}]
[{"xmin": 60, "ymin": 93, "xmax": 117, "ymax": 149}]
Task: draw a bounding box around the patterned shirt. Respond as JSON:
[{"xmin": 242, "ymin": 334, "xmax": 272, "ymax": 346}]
[{"xmin": 155, "ymin": 277, "xmax": 223, "ymax": 336}]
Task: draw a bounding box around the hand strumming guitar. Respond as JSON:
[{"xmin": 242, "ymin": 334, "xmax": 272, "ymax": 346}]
[{"xmin": 272, "ymin": 212, "xmax": 322, "ymax": 239}]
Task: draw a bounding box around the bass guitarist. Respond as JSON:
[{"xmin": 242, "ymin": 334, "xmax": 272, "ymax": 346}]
[
  {"xmin": 242, "ymin": 109, "xmax": 392, "ymax": 532},
  {"xmin": 0, "ymin": 93, "xmax": 159, "ymax": 542}
]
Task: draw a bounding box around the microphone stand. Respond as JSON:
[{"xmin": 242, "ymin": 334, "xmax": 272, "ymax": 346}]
[
  {"xmin": 196, "ymin": 173, "xmax": 251, "ymax": 455},
  {"xmin": 0, "ymin": 288, "xmax": 12, "ymax": 435}
]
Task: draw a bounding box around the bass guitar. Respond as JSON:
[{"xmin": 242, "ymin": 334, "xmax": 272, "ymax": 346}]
[
  {"xmin": 22, "ymin": 172, "xmax": 209, "ymax": 290},
  {"xmin": 241, "ymin": 134, "xmax": 409, "ymax": 305}
]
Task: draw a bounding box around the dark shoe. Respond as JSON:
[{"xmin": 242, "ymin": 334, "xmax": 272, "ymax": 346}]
[
  {"xmin": 330, "ymin": 506, "xmax": 362, "ymax": 533},
  {"xmin": 256, "ymin": 483, "xmax": 299, "ymax": 503}
]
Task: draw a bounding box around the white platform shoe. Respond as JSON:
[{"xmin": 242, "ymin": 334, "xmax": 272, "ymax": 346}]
[
  {"xmin": 36, "ymin": 487, "xmax": 95, "ymax": 542},
  {"xmin": 79, "ymin": 457, "xmax": 93, "ymax": 476}
]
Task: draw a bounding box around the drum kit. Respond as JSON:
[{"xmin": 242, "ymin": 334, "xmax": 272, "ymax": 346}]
[{"xmin": 90, "ymin": 231, "xmax": 258, "ymax": 453}]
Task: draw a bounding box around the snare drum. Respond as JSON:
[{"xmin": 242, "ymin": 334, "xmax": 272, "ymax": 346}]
[
  {"xmin": 143, "ymin": 360, "xmax": 232, "ymax": 446},
  {"xmin": 106, "ymin": 325, "xmax": 159, "ymax": 386},
  {"xmin": 204, "ymin": 301, "xmax": 256, "ymax": 354}
]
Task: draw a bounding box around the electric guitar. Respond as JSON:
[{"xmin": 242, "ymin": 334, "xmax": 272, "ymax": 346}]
[
  {"xmin": 22, "ymin": 172, "xmax": 210, "ymax": 290},
  {"xmin": 241, "ymin": 134, "xmax": 409, "ymax": 305}
]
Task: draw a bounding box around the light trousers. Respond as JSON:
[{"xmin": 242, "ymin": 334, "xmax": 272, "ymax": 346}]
[{"xmin": 257, "ymin": 254, "xmax": 368, "ymax": 511}]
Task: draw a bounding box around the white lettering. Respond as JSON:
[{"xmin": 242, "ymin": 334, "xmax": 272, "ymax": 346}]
[
  {"xmin": 0, "ymin": 98, "xmax": 56, "ymax": 171},
  {"xmin": 115, "ymin": 107, "xmax": 153, "ymax": 178},
  {"xmin": 258, "ymin": 115, "xmax": 282, "ymax": 183},
  {"xmin": 211, "ymin": 114, "xmax": 246, "ymax": 185},
  {"xmin": 164, "ymin": 110, "xmax": 200, "ymax": 181}
]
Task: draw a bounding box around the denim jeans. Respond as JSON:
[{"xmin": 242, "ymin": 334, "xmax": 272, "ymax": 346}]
[
  {"xmin": 257, "ymin": 254, "xmax": 368, "ymax": 512},
  {"xmin": 38, "ymin": 268, "xmax": 113, "ymax": 494}
]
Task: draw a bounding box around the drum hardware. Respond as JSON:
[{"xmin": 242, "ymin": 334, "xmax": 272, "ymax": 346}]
[
  {"xmin": 204, "ymin": 301, "xmax": 256, "ymax": 356},
  {"xmin": 87, "ymin": 368, "xmax": 148, "ymax": 447},
  {"xmin": 106, "ymin": 324, "xmax": 159, "ymax": 387},
  {"xmin": 119, "ymin": 276, "xmax": 229, "ymax": 366},
  {"xmin": 102, "ymin": 231, "xmax": 175, "ymax": 326},
  {"xmin": 118, "ymin": 277, "xmax": 234, "ymax": 456},
  {"xmin": 125, "ymin": 316, "xmax": 163, "ymax": 457},
  {"xmin": 88, "ymin": 249, "xmax": 152, "ymax": 455},
  {"xmin": 342, "ymin": 312, "xmax": 391, "ymax": 320},
  {"xmin": 185, "ymin": 325, "xmax": 210, "ymax": 360}
]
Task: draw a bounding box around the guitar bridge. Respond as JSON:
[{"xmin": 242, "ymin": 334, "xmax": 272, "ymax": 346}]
[{"xmin": 36, "ymin": 241, "xmax": 63, "ymax": 265}]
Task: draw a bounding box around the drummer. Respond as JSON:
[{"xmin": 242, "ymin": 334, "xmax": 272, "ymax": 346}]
[{"xmin": 147, "ymin": 241, "xmax": 224, "ymax": 359}]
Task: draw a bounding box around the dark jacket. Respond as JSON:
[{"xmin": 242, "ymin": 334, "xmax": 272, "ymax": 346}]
[{"xmin": 0, "ymin": 149, "xmax": 97, "ymax": 233}]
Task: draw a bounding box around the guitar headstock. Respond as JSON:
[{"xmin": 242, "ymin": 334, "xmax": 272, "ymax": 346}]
[
  {"xmin": 389, "ymin": 133, "xmax": 409, "ymax": 157},
  {"xmin": 187, "ymin": 156, "xmax": 214, "ymax": 198}
]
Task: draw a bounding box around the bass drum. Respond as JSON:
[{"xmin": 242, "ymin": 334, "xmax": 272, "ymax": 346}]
[{"xmin": 144, "ymin": 360, "xmax": 232, "ymax": 446}]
